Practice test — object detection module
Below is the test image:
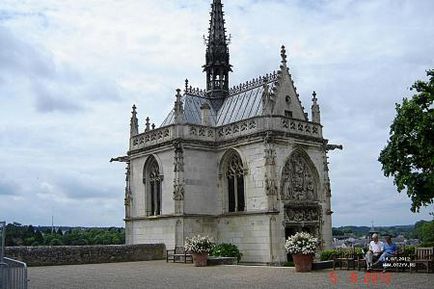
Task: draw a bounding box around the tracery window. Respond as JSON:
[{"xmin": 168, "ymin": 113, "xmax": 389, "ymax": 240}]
[
  {"xmin": 226, "ymin": 153, "xmax": 245, "ymax": 212},
  {"xmin": 145, "ymin": 156, "xmax": 162, "ymax": 216}
]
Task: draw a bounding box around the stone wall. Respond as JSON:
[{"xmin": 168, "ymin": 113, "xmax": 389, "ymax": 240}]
[{"xmin": 5, "ymin": 244, "xmax": 165, "ymax": 267}]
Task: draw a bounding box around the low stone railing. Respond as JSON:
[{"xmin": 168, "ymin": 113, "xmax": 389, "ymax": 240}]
[
  {"xmin": 129, "ymin": 115, "xmax": 322, "ymax": 151},
  {"xmin": 5, "ymin": 244, "xmax": 165, "ymax": 267}
]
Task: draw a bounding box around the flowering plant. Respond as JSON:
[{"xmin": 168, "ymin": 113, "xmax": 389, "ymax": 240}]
[
  {"xmin": 284, "ymin": 232, "xmax": 318, "ymax": 255},
  {"xmin": 184, "ymin": 235, "xmax": 215, "ymax": 254}
]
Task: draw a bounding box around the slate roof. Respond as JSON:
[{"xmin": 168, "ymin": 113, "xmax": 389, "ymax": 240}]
[{"xmin": 161, "ymin": 76, "xmax": 278, "ymax": 127}]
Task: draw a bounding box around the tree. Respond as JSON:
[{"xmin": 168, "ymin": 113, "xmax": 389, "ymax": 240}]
[{"xmin": 379, "ymin": 69, "xmax": 434, "ymax": 212}]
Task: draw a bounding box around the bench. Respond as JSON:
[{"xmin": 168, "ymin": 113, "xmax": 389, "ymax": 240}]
[
  {"xmin": 166, "ymin": 247, "xmax": 193, "ymax": 264},
  {"xmin": 333, "ymin": 247, "xmax": 357, "ymax": 270},
  {"xmin": 410, "ymin": 247, "xmax": 433, "ymax": 273}
]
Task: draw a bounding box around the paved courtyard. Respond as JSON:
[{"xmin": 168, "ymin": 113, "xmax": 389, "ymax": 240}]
[{"xmin": 28, "ymin": 260, "xmax": 434, "ymax": 289}]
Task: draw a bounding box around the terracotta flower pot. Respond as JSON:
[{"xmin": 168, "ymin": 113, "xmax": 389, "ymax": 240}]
[
  {"xmin": 292, "ymin": 254, "xmax": 313, "ymax": 272},
  {"xmin": 192, "ymin": 253, "xmax": 208, "ymax": 267}
]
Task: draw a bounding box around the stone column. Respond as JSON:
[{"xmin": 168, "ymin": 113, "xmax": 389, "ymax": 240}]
[
  {"xmin": 173, "ymin": 141, "xmax": 185, "ymax": 214},
  {"xmin": 264, "ymin": 132, "xmax": 278, "ymax": 211}
]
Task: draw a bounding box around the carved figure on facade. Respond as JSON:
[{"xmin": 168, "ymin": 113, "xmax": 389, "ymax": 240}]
[
  {"xmin": 265, "ymin": 176, "xmax": 278, "ymax": 196},
  {"xmin": 264, "ymin": 132, "xmax": 276, "ymax": 166},
  {"xmin": 262, "ymin": 83, "xmax": 276, "ymax": 115},
  {"xmin": 173, "ymin": 141, "xmax": 184, "ymax": 173},
  {"xmin": 173, "ymin": 182, "xmax": 185, "ymax": 201},
  {"xmin": 281, "ymin": 151, "xmax": 317, "ymax": 201}
]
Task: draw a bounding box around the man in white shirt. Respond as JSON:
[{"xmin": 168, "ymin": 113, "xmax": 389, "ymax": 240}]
[{"xmin": 365, "ymin": 233, "xmax": 384, "ymax": 271}]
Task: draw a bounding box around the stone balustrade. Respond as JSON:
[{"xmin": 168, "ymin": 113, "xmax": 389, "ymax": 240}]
[{"xmin": 129, "ymin": 116, "xmax": 322, "ymax": 151}]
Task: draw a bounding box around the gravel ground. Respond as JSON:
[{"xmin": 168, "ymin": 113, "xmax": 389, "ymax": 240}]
[{"xmin": 28, "ymin": 260, "xmax": 434, "ymax": 289}]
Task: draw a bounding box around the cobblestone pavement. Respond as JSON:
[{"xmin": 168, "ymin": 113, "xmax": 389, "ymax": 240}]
[{"xmin": 28, "ymin": 261, "xmax": 434, "ymax": 289}]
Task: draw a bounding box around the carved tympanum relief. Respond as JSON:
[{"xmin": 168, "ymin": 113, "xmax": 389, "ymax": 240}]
[{"xmin": 281, "ymin": 151, "xmax": 317, "ymax": 201}]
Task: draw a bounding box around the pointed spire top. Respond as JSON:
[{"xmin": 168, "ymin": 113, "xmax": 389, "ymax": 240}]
[
  {"xmin": 130, "ymin": 104, "xmax": 139, "ymax": 136},
  {"xmin": 312, "ymin": 91, "xmax": 318, "ymax": 103},
  {"xmin": 145, "ymin": 117, "xmax": 150, "ymax": 132},
  {"xmin": 311, "ymin": 91, "xmax": 321, "ymax": 123},
  {"xmin": 280, "ymin": 45, "xmax": 287, "ymax": 65},
  {"xmin": 208, "ymin": 0, "xmax": 228, "ymax": 48}
]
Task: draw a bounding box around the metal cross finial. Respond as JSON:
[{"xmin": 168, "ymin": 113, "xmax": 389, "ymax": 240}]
[
  {"xmin": 280, "ymin": 45, "xmax": 287, "ymax": 65},
  {"xmin": 312, "ymin": 91, "xmax": 318, "ymax": 103}
]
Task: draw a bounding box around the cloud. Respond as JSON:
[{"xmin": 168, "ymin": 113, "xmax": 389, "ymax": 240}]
[{"xmin": 0, "ymin": 178, "xmax": 18, "ymax": 196}]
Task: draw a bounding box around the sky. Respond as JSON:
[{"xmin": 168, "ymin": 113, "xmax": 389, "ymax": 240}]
[{"xmin": 0, "ymin": 0, "xmax": 433, "ymax": 227}]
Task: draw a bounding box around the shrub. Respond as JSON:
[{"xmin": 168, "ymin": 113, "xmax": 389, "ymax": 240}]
[
  {"xmin": 320, "ymin": 249, "xmax": 336, "ymax": 261},
  {"xmin": 211, "ymin": 243, "xmax": 243, "ymax": 262},
  {"xmin": 403, "ymin": 246, "xmax": 416, "ymax": 256}
]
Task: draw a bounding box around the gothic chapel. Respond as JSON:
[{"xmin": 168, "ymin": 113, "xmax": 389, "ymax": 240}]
[{"xmin": 113, "ymin": 0, "xmax": 341, "ymax": 264}]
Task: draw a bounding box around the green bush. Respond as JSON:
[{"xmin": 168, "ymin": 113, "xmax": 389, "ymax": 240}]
[
  {"xmin": 402, "ymin": 246, "xmax": 416, "ymax": 256},
  {"xmin": 320, "ymin": 249, "xmax": 336, "ymax": 261},
  {"xmin": 210, "ymin": 243, "xmax": 242, "ymax": 262},
  {"xmin": 320, "ymin": 247, "xmax": 365, "ymax": 261}
]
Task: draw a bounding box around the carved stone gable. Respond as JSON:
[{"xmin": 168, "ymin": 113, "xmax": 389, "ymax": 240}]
[{"xmin": 281, "ymin": 151, "xmax": 317, "ymax": 201}]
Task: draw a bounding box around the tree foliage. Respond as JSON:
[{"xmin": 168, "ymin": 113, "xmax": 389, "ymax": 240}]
[
  {"xmin": 4, "ymin": 223, "xmax": 125, "ymax": 246},
  {"xmin": 378, "ymin": 69, "xmax": 434, "ymax": 212}
]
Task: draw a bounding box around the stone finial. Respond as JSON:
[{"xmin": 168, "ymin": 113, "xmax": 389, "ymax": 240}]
[
  {"xmin": 280, "ymin": 45, "xmax": 287, "ymax": 65},
  {"xmin": 200, "ymin": 102, "xmax": 211, "ymax": 126},
  {"xmin": 151, "ymin": 123, "xmax": 155, "ymax": 130},
  {"xmin": 145, "ymin": 117, "xmax": 150, "ymax": 132},
  {"xmin": 185, "ymin": 79, "xmax": 189, "ymax": 93},
  {"xmin": 311, "ymin": 90, "xmax": 321, "ymax": 124},
  {"xmin": 174, "ymin": 88, "xmax": 184, "ymax": 124},
  {"xmin": 130, "ymin": 104, "xmax": 139, "ymax": 137}
]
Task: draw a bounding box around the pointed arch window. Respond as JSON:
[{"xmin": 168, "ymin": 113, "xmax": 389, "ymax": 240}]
[
  {"xmin": 226, "ymin": 153, "xmax": 245, "ymax": 212},
  {"xmin": 144, "ymin": 156, "xmax": 162, "ymax": 216}
]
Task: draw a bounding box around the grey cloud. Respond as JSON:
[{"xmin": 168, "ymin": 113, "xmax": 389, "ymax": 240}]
[
  {"xmin": 0, "ymin": 179, "xmax": 18, "ymax": 196},
  {"xmin": 33, "ymin": 82, "xmax": 83, "ymax": 113},
  {"xmin": 0, "ymin": 26, "xmax": 55, "ymax": 79},
  {"xmin": 58, "ymin": 177, "xmax": 120, "ymax": 201}
]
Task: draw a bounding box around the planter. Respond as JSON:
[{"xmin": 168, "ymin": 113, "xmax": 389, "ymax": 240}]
[
  {"xmin": 292, "ymin": 254, "xmax": 313, "ymax": 272},
  {"xmin": 192, "ymin": 253, "xmax": 208, "ymax": 267}
]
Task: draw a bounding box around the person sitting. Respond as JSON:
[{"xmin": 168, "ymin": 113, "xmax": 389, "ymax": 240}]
[
  {"xmin": 377, "ymin": 235, "xmax": 398, "ymax": 271},
  {"xmin": 366, "ymin": 233, "xmax": 384, "ymax": 271}
]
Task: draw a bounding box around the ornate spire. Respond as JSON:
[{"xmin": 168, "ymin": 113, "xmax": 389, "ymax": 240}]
[
  {"xmin": 130, "ymin": 104, "xmax": 139, "ymax": 136},
  {"xmin": 311, "ymin": 91, "xmax": 321, "ymax": 123},
  {"xmin": 203, "ymin": 0, "xmax": 232, "ymax": 111}
]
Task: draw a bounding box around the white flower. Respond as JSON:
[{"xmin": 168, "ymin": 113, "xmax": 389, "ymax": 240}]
[
  {"xmin": 284, "ymin": 232, "xmax": 317, "ymax": 255},
  {"xmin": 184, "ymin": 234, "xmax": 215, "ymax": 254}
]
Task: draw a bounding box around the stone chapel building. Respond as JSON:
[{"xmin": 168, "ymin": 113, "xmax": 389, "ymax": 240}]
[{"xmin": 113, "ymin": 0, "xmax": 342, "ymax": 264}]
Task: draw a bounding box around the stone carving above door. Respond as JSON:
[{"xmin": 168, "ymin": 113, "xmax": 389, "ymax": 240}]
[
  {"xmin": 284, "ymin": 207, "xmax": 319, "ymax": 222},
  {"xmin": 281, "ymin": 151, "xmax": 317, "ymax": 201}
]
